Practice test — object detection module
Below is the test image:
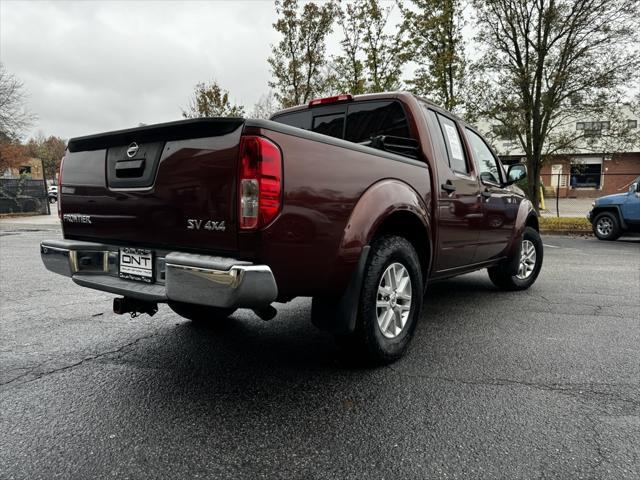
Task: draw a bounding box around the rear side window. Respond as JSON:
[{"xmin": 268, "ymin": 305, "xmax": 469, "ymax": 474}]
[
  {"xmin": 436, "ymin": 114, "xmax": 468, "ymax": 174},
  {"xmin": 312, "ymin": 113, "xmax": 344, "ymax": 138},
  {"xmin": 345, "ymin": 101, "xmax": 411, "ymax": 143},
  {"xmin": 271, "ymin": 110, "xmax": 311, "ymax": 130}
]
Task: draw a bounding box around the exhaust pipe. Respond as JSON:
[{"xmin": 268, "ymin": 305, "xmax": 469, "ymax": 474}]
[
  {"xmin": 113, "ymin": 297, "xmax": 158, "ymax": 317},
  {"xmin": 253, "ymin": 305, "xmax": 277, "ymax": 321}
]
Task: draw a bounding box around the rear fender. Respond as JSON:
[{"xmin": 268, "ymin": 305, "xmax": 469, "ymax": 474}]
[
  {"xmin": 313, "ymin": 180, "xmax": 431, "ymax": 334},
  {"xmin": 337, "ymin": 179, "xmax": 432, "ymax": 265}
]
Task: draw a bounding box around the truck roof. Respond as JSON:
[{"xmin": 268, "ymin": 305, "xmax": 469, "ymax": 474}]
[{"xmin": 270, "ymin": 91, "xmax": 466, "ymax": 125}]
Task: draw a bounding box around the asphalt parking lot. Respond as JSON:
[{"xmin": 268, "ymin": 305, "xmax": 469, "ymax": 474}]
[{"xmin": 1, "ymin": 222, "xmax": 639, "ymax": 479}]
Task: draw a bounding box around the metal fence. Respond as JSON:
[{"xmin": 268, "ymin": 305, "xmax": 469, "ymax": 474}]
[
  {"xmin": 538, "ymin": 172, "xmax": 639, "ymax": 217},
  {"xmin": 0, "ymin": 178, "xmax": 50, "ymax": 215}
]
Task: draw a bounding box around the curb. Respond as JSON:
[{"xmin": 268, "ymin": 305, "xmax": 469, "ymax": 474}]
[{"xmin": 540, "ymin": 229, "xmax": 592, "ymax": 236}]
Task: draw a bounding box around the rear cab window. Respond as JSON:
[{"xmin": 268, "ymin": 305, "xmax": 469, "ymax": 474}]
[
  {"xmin": 271, "ymin": 99, "xmax": 416, "ymax": 158},
  {"xmin": 345, "ymin": 101, "xmax": 411, "ymax": 144}
]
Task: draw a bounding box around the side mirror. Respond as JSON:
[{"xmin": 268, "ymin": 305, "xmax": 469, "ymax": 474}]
[
  {"xmin": 505, "ymin": 163, "xmax": 527, "ymax": 185},
  {"xmin": 629, "ymin": 183, "xmax": 638, "ymax": 193}
]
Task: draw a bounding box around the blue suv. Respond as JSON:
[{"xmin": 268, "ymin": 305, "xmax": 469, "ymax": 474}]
[{"xmin": 588, "ymin": 176, "xmax": 640, "ymax": 240}]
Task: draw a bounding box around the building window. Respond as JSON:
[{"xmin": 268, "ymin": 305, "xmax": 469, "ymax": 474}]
[
  {"xmin": 628, "ymin": 119, "xmax": 638, "ymax": 129},
  {"xmin": 18, "ymin": 166, "xmax": 32, "ymax": 175},
  {"xmin": 576, "ymin": 121, "xmax": 610, "ymax": 136},
  {"xmin": 570, "ymin": 162, "xmax": 602, "ymax": 188}
]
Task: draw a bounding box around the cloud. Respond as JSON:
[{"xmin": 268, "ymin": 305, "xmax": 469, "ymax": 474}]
[{"xmin": 1, "ymin": 0, "xmax": 281, "ymax": 139}]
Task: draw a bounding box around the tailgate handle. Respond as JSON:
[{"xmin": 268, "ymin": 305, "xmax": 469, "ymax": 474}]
[{"xmin": 115, "ymin": 159, "xmax": 146, "ymax": 178}]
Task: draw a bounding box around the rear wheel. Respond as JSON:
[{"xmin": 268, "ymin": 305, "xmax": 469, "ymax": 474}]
[
  {"xmin": 488, "ymin": 226, "xmax": 543, "ymax": 290},
  {"xmin": 335, "ymin": 235, "xmax": 424, "ymax": 365},
  {"xmin": 168, "ymin": 301, "xmax": 236, "ymax": 323},
  {"xmin": 592, "ymin": 212, "xmax": 621, "ymax": 241}
]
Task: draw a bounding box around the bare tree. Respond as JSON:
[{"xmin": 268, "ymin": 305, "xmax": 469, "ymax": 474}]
[
  {"xmin": 469, "ymin": 0, "xmax": 640, "ymax": 208},
  {"xmin": 251, "ymin": 91, "xmax": 279, "ymax": 119},
  {"xmin": 0, "ymin": 64, "xmax": 35, "ymax": 139},
  {"xmin": 182, "ymin": 80, "xmax": 245, "ymax": 118}
]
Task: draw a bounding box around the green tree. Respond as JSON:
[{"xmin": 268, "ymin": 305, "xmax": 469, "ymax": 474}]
[
  {"xmin": 0, "ymin": 134, "xmax": 29, "ymax": 176},
  {"xmin": 400, "ymin": 0, "xmax": 466, "ymax": 111},
  {"xmin": 182, "ymin": 80, "xmax": 245, "ymax": 118},
  {"xmin": 469, "ymin": 0, "xmax": 639, "ymax": 210},
  {"xmin": 268, "ymin": 0, "xmax": 336, "ymax": 107},
  {"xmin": 26, "ymin": 134, "xmax": 66, "ymax": 183},
  {"xmin": 332, "ymin": 0, "xmax": 367, "ymax": 95},
  {"xmin": 331, "ymin": 0, "xmax": 405, "ymax": 94},
  {"xmin": 361, "ymin": 0, "xmax": 405, "ymax": 92}
]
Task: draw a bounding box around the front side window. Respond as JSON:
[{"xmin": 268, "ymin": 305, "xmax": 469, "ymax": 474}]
[
  {"xmin": 345, "ymin": 101, "xmax": 411, "ymax": 143},
  {"xmin": 466, "ymin": 129, "xmax": 502, "ymax": 184},
  {"xmin": 436, "ymin": 114, "xmax": 468, "ymax": 174}
]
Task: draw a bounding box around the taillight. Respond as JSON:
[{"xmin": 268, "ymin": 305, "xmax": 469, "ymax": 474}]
[
  {"xmin": 238, "ymin": 136, "xmax": 282, "ymax": 230},
  {"xmin": 57, "ymin": 154, "xmax": 65, "ymax": 219}
]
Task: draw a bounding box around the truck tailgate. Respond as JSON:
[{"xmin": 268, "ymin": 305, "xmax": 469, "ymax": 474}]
[{"xmin": 61, "ymin": 118, "xmax": 243, "ymax": 252}]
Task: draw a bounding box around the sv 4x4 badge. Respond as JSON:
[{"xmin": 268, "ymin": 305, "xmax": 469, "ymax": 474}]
[{"xmin": 187, "ymin": 219, "xmax": 226, "ymax": 232}]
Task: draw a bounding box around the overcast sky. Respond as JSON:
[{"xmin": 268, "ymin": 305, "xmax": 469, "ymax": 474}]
[{"xmin": 1, "ymin": 0, "xmax": 415, "ymax": 141}]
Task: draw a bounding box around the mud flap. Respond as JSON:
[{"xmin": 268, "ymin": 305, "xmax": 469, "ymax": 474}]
[
  {"xmin": 506, "ymin": 233, "xmax": 522, "ymax": 276},
  {"xmin": 311, "ymin": 246, "xmax": 371, "ymax": 335}
]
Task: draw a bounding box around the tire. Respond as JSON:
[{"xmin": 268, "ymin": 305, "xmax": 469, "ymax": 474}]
[
  {"xmin": 592, "ymin": 211, "xmax": 621, "ymax": 241},
  {"xmin": 335, "ymin": 235, "xmax": 424, "ymax": 365},
  {"xmin": 168, "ymin": 301, "xmax": 236, "ymax": 323},
  {"xmin": 488, "ymin": 226, "xmax": 543, "ymax": 291}
]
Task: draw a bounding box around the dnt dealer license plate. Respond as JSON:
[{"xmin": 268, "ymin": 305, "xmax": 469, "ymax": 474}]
[{"xmin": 119, "ymin": 248, "xmax": 154, "ymax": 283}]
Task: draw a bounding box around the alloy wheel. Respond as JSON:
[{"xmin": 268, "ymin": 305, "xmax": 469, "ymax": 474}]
[
  {"xmin": 376, "ymin": 262, "xmax": 412, "ymax": 339},
  {"xmin": 516, "ymin": 239, "xmax": 537, "ymax": 280},
  {"xmin": 596, "ymin": 217, "xmax": 613, "ymax": 237}
]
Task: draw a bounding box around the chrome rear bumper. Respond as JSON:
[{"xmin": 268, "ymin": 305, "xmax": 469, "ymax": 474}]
[{"xmin": 40, "ymin": 239, "xmax": 278, "ymax": 309}]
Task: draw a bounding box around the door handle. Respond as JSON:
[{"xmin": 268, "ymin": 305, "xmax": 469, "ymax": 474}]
[{"xmin": 441, "ymin": 182, "xmax": 456, "ymax": 193}]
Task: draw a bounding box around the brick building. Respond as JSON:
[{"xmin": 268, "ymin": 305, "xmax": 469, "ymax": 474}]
[
  {"xmin": 1, "ymin": 157, "xmax": 45, "ymax": 180},
  {"xmin": 477, "ymin": 107, "xmax": 640, "ymax": 198}
]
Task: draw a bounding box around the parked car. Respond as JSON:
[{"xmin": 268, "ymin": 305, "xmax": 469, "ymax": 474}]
[
  {"xmin": 588, "ymin": 176, "xmax": 640, "ymax": 240},
  {"xmin": 48, "ymin": 185, "xmax": 58, "ymax": 204},
  {"xmin": 40, "ymin": 92, "xmax": 542, "ymax": 364}
]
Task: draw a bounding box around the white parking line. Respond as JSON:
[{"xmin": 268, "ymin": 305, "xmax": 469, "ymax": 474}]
[{"xmin": 543, "ymin": 244, "xmax": 560, "ymax": 248}]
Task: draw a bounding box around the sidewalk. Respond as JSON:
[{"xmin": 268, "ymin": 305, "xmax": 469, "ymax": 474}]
[
  {"xmin": 540, "ymin": 198, "xmax": 593, "ymax": 218},
  {"xmin": 0, "ymin": 210, "xmax": 61, "ymax": 230}
]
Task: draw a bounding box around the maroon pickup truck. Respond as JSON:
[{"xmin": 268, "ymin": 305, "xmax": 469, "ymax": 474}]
[{"xmin": 41, "ymin": 92, "xmax": 542, "ymax": 364}]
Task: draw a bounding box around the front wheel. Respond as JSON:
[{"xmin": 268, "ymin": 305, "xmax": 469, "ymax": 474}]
[
  {"xmin": 488, "ymin": 226, "xmax": 543, "ymax": 290},
  {"xmin": 592, "ymin": 212, "xmax": 621, "ymax": 241},
  {"xmin": 335, "ymin": 235, "xmax": 424, "ymax": 365}
]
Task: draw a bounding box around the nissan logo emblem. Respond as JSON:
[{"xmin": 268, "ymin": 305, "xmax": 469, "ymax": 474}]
[{"xmin": 126, "ymin": 142, "xmax": 140, "ymax": 158}]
